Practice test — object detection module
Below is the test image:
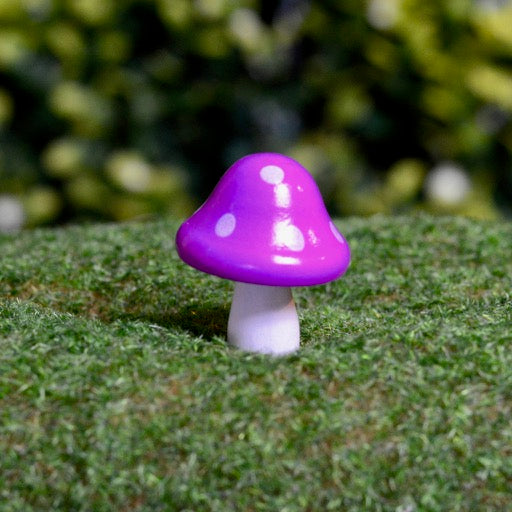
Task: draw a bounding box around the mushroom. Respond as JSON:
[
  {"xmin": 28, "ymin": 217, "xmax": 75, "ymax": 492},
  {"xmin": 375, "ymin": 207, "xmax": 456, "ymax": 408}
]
[{"xmin": 175, "ymin": 153, "xmax": 350, "ymax": 355}]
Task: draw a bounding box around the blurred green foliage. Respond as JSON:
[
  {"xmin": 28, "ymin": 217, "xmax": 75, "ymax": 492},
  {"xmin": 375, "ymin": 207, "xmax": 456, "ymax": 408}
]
[{"xmin": 0, "ymin": 0, "xmax": 511, "ymax": 228}]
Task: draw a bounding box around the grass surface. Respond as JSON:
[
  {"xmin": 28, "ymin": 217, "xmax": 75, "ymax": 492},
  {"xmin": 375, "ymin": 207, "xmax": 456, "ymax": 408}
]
[{"xmin": 1, "ymin": 214, "xmax": 511, "ymax": 511}]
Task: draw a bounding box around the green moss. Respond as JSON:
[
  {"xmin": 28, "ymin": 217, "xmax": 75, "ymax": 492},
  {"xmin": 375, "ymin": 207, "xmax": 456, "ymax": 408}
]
[{"xmin": 1, "ymin": 215, "xmax": 511, "ymax": 511}]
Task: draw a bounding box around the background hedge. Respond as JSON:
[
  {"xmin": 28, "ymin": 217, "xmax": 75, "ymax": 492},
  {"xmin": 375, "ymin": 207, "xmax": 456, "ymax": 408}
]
[{"xmin": 1, "ymin": 0, "xmax": 512, "ymax": 228}]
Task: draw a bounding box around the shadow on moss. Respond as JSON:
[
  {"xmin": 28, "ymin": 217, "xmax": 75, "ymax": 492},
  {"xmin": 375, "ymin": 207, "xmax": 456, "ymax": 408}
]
[
  {"xmin": 122, "ymin": 303, "xmax": 230, "ymax": 340},
  {"xmin": 6, "ymin": 281, "xmax": 230, "ymax": 340},
  {"xmin": 163, "ymin": 303, "xmax": 229, "ymax": 339}
]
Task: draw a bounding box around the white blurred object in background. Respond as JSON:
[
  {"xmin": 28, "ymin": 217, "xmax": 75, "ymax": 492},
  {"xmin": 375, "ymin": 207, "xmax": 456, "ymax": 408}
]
[
  {"xmin": 475, "ymin": 0, "xmax": 510, "ymax": 12},
  {"xmin": 424, "ymin": 162, "xmax": 472, "ymax": 205},
  {"xmin": 366, "ymin": 0, "xmax": 400, "ymax": 29},
  {"xmin": 0, "ymin": 195, "xmax": 25, "ymax": 233}
]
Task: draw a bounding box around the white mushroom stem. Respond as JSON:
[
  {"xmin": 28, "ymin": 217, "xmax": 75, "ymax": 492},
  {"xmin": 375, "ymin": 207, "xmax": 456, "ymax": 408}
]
[{"xmin": 227, "ymin": 282, "xmax": 300, "ymax": 355}]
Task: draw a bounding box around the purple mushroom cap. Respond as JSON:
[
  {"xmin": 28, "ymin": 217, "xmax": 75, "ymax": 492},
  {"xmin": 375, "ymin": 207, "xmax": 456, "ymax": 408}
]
[{"xmin": 176, "ymin": 153, "xmax": 350, "ymax": 286}]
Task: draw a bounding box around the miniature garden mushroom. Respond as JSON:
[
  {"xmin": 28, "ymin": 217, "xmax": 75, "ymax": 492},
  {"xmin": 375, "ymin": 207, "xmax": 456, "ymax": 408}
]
[{"xmin": 175, "ymin": 153, "xmax": 350, "ymax": 355}]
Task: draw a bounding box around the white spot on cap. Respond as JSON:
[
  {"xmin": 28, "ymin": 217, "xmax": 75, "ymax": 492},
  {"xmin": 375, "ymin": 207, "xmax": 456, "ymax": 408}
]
[
  {"xmin": 215, "ymin": 213, "xmax": 236, "ymax": 237},
  {"xmin": 274, "ymin": 221, "xmax": 305, "ymax": 252},
  {"xmin": 260, "ymin": 165, "xmax": 284, "ymax": 185},
  {"xmin": 330, "ymin": 222, "xmax": 345, "ymax": 244}
]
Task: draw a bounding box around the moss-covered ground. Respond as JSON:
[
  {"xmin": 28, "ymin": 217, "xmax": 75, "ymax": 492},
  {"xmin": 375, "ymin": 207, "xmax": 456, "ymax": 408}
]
[{"xmin": 1, "ymin": 215, "xmax": 511, "ymax": 511}]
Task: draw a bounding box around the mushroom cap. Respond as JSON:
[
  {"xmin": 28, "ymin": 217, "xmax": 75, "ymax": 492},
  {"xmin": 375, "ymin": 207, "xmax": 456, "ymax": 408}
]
[{"xmin": 176, "ymin": 153, "xmax": 350, "ymax": 286}]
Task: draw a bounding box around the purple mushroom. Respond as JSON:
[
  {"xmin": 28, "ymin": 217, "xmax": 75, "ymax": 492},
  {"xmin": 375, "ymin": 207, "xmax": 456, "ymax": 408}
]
[{"xmin": 176, "ymin": 153, "xmax": 350, "ymax": 355}]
